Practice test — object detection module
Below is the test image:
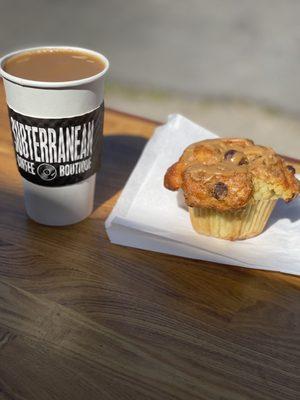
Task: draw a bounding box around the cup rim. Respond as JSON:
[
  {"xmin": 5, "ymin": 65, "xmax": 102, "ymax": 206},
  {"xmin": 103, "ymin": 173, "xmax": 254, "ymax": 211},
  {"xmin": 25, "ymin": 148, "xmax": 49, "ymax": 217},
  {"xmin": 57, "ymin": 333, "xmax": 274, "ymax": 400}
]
[{"xmin": 0, "ymin": 46, "xmax": 109, "ymax": 88}]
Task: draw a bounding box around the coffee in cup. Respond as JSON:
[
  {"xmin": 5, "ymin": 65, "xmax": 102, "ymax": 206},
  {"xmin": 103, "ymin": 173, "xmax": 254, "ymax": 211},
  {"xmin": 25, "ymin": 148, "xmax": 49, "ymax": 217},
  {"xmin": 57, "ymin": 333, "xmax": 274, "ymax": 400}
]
[{"xmin": 3, "ymin": 48, "xmax": 106, "ymax": 82}]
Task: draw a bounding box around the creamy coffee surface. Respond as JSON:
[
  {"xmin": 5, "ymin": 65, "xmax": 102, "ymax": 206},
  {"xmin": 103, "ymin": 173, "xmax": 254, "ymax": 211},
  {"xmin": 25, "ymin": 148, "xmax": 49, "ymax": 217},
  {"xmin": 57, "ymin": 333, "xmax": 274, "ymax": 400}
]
[{"xmin": 3, "ymin": 48, "xmax": 105, "ymax": 82}]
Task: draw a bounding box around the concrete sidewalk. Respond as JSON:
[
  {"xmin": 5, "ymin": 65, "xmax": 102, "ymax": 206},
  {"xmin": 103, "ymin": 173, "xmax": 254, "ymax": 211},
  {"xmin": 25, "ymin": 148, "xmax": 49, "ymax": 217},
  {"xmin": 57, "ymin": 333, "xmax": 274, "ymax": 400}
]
[
  {"xmin": 107, "ymin": 85, "xmax": 300, "ymax": 159},
  {"xmin": 1, "ymin": 0, "xmax": 300, "ymax": 114},
  {"xmin": 1, "ymin": 0, "xmax": 299, "ymax": 157}
]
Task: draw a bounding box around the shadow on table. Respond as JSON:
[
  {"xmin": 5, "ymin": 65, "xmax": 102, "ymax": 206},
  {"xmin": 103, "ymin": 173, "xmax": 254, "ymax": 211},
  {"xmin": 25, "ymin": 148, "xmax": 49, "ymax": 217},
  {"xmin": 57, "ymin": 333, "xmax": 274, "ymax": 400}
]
[
  {"xmin": 94, "ymin": 134, "xmax": 148, "ymax": 209},
  {"xmin": 0, "ymin": 134, "xmax": 147, "ymax": 231}
]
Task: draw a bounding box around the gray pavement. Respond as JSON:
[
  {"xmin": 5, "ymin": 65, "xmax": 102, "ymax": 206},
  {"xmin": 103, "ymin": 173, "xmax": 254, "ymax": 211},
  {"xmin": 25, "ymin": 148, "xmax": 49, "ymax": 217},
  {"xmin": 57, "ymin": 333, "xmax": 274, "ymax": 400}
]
[
  {"xmin": 1, "ymin": 0, "xmax": 300, "ymax": 114},
  {"xmin": 1, "ymin": 0, "xmax": 300, "ymax": 158},
  {"xmin": 107, "ymin": 85, "xmax": 300, "ymax": 158}
]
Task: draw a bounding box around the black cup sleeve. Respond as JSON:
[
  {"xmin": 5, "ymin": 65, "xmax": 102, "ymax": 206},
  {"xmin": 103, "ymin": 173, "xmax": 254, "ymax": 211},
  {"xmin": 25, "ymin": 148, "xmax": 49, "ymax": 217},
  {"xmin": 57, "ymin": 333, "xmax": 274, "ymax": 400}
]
[{"xmin": 7, "ymin": 103, "xmax": 104, "ymax": 187}]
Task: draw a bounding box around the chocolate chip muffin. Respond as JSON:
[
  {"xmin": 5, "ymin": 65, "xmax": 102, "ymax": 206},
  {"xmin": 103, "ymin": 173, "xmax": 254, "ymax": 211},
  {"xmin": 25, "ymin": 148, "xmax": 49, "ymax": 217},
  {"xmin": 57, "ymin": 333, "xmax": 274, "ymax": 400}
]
[{"xmin": 164, "ymin": 138, "xmax": 299, "ymax": 240}]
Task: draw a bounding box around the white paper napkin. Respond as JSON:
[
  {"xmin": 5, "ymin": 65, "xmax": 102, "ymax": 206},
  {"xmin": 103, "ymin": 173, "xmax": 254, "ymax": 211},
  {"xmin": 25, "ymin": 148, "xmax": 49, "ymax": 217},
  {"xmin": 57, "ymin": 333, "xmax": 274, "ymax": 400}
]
[{"xmin": 105, "ymin": 114, "xmax": 300, "ymax": 275}]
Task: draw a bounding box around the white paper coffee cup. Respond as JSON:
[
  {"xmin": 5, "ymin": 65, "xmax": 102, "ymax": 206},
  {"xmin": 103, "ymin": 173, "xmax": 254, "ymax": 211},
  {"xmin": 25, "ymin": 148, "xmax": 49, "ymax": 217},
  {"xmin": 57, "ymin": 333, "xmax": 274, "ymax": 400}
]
[{"xmin": 0, "ymin": 46, "xmax": 109, "ymax": 226}]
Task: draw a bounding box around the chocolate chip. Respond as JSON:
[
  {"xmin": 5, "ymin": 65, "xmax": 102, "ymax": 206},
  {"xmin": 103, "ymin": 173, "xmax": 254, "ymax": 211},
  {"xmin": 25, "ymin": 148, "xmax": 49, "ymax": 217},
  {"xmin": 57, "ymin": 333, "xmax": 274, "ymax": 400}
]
[
  {"xmin": 287, "ymin": 165, "xmax": 296, "ymax": 174},
  {"xmin": 224, "ymin": 149, "xmax": 237, "ymax": 160},
  {"xmin": 239, "ymin": 157, "xmax": 248, "ymax": 165},
  {"xmin": 213, "ymin": 182, "xmax": 228, "ymax": 200}
]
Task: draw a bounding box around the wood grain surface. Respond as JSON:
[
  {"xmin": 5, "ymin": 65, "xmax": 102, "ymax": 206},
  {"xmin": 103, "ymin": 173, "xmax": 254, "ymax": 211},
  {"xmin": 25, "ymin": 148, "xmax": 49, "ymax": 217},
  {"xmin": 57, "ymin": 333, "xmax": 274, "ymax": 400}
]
[{"xmin": 0, "ymin": 81, "xmax": 299, "ymax": 400}]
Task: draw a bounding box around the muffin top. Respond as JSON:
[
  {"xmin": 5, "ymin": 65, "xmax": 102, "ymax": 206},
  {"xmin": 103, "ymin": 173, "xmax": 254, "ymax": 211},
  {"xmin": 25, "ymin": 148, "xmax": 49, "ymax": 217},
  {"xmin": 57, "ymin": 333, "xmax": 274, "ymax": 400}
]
[{"xmin": 164, "ymin": 138, "xmax": 300, "ymax": 211}]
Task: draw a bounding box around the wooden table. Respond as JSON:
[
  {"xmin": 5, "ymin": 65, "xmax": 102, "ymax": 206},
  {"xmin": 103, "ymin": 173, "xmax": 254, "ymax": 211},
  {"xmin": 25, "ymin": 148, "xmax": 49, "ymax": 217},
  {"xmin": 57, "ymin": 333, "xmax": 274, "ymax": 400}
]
[{"xmin": 0, "ymin": 82, "xmax": 299, "ymax": 400}]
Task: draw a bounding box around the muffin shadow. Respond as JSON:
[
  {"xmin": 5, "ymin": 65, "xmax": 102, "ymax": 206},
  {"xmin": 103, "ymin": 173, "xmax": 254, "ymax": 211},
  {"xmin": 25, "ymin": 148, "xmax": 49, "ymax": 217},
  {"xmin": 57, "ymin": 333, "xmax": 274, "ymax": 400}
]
[
  {"xmin": 265, "ymin": 198, "xmax": 300, "ymax": 230},
  {"xmin": 176, "ymin": 190, "xmax": 188, "ymax": 211}
]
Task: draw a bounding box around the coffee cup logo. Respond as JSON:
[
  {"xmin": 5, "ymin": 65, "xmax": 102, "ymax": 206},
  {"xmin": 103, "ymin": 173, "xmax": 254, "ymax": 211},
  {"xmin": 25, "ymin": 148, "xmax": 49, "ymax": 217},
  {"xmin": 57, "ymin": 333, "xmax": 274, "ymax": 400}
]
[{"xmin": 37, "ymin": 163, "xmax": 57, "ymax": 181}]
